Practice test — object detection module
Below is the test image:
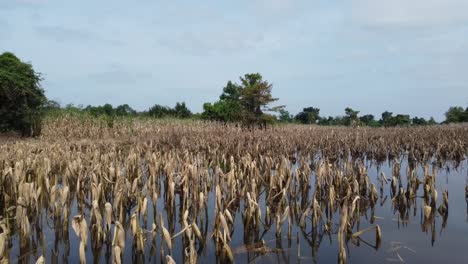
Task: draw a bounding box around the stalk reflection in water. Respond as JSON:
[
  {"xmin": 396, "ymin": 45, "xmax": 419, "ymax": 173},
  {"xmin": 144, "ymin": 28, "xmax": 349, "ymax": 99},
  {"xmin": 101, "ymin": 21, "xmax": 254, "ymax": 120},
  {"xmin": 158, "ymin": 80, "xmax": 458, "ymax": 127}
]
[{"xmin": 0, "ymin": 118, "xmax": 466, "ymax": 263}]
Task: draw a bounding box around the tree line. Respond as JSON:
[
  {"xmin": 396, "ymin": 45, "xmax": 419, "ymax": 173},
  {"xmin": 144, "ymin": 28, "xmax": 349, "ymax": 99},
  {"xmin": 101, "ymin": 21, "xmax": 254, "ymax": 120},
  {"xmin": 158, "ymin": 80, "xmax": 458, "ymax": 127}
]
[
  {"xmin": 1, "ymin": 51, "xmax": 467, "ymax": 136},
  {"xmin": 279, "ymin": 107, "xmax": 440, "ymax": 127},
  {"xmin": 49, "ymin": 101, "xmax": 464, "ymax": 128},
  {"xmin": 46, "ymin": 73, "xmax": 468, "ymax": 128},
  {"xmin": 49, "ymin": 101, "xmax": 192, "ymax": 119}
]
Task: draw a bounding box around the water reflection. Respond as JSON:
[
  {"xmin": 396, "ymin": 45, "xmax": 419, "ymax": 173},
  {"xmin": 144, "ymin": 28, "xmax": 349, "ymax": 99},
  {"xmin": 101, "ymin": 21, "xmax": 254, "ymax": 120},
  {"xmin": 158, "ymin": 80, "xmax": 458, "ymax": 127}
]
[{"xmin": 2, "ymin": 158, "xmax": 467, "ymax": 263}]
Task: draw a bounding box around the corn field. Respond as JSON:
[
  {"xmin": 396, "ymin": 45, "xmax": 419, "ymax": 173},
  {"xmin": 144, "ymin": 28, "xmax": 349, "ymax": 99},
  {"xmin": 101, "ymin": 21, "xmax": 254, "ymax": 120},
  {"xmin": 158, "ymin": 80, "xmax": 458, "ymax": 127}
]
[{"xmin": 0, "ymin": 117, "xmax": 467, "ymax": 263}]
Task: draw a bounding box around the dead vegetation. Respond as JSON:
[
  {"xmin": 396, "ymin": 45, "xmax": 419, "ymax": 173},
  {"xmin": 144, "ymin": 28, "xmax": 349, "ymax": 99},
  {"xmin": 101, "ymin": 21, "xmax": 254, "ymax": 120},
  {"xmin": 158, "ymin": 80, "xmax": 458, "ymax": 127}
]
[{"xmin": 0, "ymin": 117, "xmax": 466, "ymax": 263}]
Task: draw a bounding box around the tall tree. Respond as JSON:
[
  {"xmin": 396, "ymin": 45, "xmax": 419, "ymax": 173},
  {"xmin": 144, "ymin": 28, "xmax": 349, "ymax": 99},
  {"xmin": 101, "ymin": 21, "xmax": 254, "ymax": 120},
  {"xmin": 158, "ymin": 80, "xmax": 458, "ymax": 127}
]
[
  {"xmin": 278, "ymin": 109, "xmax": 293, "ymax": 123},
  {"xmin": 174, "ymin": 102, "xmax": 192, "ymax": 118},
  {"xmin": 220, "ymin": 81, "xmax": 241, "ymax": 101},
  {"xmin": 102, "ymin": 103, "xmax": 114, "ymax": 116},
  {"xmin": 344, "ymin": 107, "xmax": 360, "ymax": 126},
  {"xmin": 148, "ymin": 104, "xmax": 173, "ymax": 118},
  {"xmin": 444, "ymin": 106, "xmax": 467, "ymax": 123},
  {"xmin": 295, "ymin": 107, "xmax": 320, "ymax": 124},
  {"xmin": 412, "ymin": 116, "xmax": 427, "ymax": 126},
  {"xmin": 0, "ymin": 52, "xmax": 46, "ymax": 136},
  {"xmin": 360, "ymin": 114, "xmax": 378, "ymax": 127},
  {"xmin": 380, "ymin": 111, "xmax": 394, "ymax": 127},
  {"xmin": 239, "ymin": 73, "xmax": 279, "ymax": 125},
  {"xmin": 393, "ymin": 114, "xmax": 411, "ymax": 126},
  {"xmin": 115, "ymin": 104, "xmax": 136, "ymax": 116},
  {"xmin": 202, "ymin": 73, "xmax": 280, "ymax": 126}
]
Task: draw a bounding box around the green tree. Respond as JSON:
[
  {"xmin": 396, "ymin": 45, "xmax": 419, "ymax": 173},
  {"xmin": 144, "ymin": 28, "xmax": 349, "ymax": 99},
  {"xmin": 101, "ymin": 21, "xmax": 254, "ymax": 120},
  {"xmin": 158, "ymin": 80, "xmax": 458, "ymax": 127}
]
[
  {"xmin": 238, "ymin": 73, "xmax": 279, "ymax": 126},
  {"xmin": 380, "ymin": 111, "xmax": 394, "ymax": 127},
  {"xmin": 44, "ymin": 100, "xmax": 61, "ymax": 112},
  {"xmin": 318, "ymin": 116, "xmax": 333, "ymax": 126},
  {"xmin": 202, "ymin": 73, "xmax": 280, "ymax": 126},
  {"xmin": 148, "ymin": 104, "xmax": 173, "ymax": 118},
  {"xmin": 220, "ymin": 81, "xmax": 241, "ymax": 101},
  {"xmin": 412, "ymin": 116, "xmax": 427, "ymax": 126},
  {"xmin": 344, "ymin": 107, "xmax": 360, "ymax": 126},
  {"xmin": 318, "ymin": 116, "xmax": 346, "ymax": 126},
  {"xmin": 332, "ymin": 116, "xmax": 346, "ymax": 126},
  {"xmin": 102, "ymin": 103, "xmax": 114, "ymax": 116},
  {"xmin": 202, "ymin": 80, "xmax": 243, "ymax": 122},
  {"xmin": 84, "ymin": 105, "xmax": 98, "ymax": 116},
  {"xmin": 65, "ymin": 103, "xmax": 83, "ymax": 114},
  {"xmin": 393, "ymin": 114, "xmax": 411, "ymax": 126},
  {"xmin": 444, "ymin": 106, "xmax": 467, "ymax": 123},
  {"xmin": 201, "ymin": 103, "xmax": 217, "ymax": 120},
  {"xmin": 115, "ymin": 104, "xmax": 136, "ymax": 116},
  {"xmin": 174, "ymin": 102, "xmax": 192, "ymax": 118},
  {"xmin": 0, "ymin": 52, "xmax": 46, "ymax": 136},
  {"xmin": 84, "ymin": 104, "xmax": 114, "ymax": 117},
  {"xmin": 464, "ymin": 107, "xmax": 468, "ymax": 122},
  {"xmin": 360, "ymin": 114, "xmax": 379, "ymax": 127},
  {"xmin": 295, "ymin": 107, "xmax": 320, "ymax": 124},
  {"xmin": 278, "ymin": 109, "xmax": 293, "ymax": 123},
  {"xmin": 202, "ymin": 100, "xmax": 241, "ymax": 122}
]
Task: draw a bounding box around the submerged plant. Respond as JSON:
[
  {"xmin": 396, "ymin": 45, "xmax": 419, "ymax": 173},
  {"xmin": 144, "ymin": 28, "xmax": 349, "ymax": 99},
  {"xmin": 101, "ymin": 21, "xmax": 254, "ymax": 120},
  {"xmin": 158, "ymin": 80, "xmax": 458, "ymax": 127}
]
[{"xmin": 0, "ymin": 117, "xmax": 465, "ymax": 263}]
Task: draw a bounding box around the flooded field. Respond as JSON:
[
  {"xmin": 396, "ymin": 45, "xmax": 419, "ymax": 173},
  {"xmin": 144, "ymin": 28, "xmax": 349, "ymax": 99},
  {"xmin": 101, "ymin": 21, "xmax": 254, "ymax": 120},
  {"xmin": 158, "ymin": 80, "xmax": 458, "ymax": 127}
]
[{"xmin": 0, "ymin": 119, "xmax": 467, "ymax": 263}]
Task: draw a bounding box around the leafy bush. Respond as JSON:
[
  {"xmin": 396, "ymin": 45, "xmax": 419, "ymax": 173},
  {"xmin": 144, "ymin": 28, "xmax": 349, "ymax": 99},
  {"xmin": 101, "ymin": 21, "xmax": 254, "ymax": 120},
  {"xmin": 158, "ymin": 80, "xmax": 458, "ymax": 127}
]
[{"xmin": 0, "ymin": 52, "xmax": 46, "ymax": 136}]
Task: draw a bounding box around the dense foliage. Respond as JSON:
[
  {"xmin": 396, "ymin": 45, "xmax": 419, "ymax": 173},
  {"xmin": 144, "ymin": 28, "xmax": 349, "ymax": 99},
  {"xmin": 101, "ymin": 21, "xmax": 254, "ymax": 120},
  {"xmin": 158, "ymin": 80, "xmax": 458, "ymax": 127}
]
[
  {"xmin": 48, "ymin": 102, "xmax": 193, "ymax": 120},
  {"xmin": 201, "ymin": 73, "xmax": 281, "ymax": 127},
  {"xmin": 444, "ymin": 106, "xmax": 468, "ymax": 123},
  {"xmin": 295, "ymin": 107, "xmax": 320, "ymax": 124},
  {"xmin": 39, "ymin": 98, "xmax": 468, "ymax": 129},
  {"xmin": 148, "ymin": 102, "xmax": 192, "ymax": 118},
  {"xmin": 0, "ymin": 52, "xmax": 46, "ymax": 136}
]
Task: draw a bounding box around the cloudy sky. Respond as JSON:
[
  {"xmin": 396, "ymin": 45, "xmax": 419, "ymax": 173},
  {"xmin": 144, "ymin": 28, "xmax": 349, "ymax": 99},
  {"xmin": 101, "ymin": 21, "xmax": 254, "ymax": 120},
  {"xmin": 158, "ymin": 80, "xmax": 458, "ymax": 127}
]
[{"xmin": 1, "ymin": 0, "xmax": 467, "ymax": 120}]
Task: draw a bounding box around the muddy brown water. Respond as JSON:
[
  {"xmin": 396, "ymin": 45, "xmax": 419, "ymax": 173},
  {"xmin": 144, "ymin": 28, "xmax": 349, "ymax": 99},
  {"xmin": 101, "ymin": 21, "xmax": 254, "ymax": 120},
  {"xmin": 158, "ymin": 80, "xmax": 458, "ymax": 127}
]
[{"xmin": 7, "ymin": 158, "xmax": 468, "ymax": 264}]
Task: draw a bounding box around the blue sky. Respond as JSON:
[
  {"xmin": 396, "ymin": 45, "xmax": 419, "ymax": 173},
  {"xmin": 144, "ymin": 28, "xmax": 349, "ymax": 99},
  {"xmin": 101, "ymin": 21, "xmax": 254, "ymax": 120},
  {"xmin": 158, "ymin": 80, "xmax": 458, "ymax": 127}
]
[{"xmin": 1, "ymin": 0, "xmax": 467, "ymax": 120}]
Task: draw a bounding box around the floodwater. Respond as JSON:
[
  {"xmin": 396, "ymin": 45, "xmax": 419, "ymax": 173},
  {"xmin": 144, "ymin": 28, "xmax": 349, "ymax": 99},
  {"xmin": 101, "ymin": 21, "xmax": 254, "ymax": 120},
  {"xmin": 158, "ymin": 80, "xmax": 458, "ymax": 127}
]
[{"xmin": 7, "ymin": 158, "xmax": 468, "ymax": 264}]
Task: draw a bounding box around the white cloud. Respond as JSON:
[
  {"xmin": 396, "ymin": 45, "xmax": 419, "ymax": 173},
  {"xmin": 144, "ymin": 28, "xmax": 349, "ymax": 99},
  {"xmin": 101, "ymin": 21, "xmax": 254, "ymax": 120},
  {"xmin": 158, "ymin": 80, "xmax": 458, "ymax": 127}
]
[
  {"xmin": 0, "ymin": 17, "xmax": 7, "ymax": 26},
  {"xmin": 35, "ymin": 25, "xmax": 122, "ymax": 45},
  {"xmin": 351, "ymin": 0, "xmax": 468, "ymax": 28},
  {"xmin": 87, "ymin": 65, "xmax": 153, "ymax": 85},
  {"xmin": 157, "ymin": 29, "xmax": 281, "ymax": 56},
  {"xmin": 255, "ymin": 0, "xmax": 293, "ymax": 11},
  {"xmin": 0, "ymin": 0, "xmax": 47, "ymax": 9},
  {"xmin": 16, "ymin": 0, "xmax": 47, "ymax": 4}
]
